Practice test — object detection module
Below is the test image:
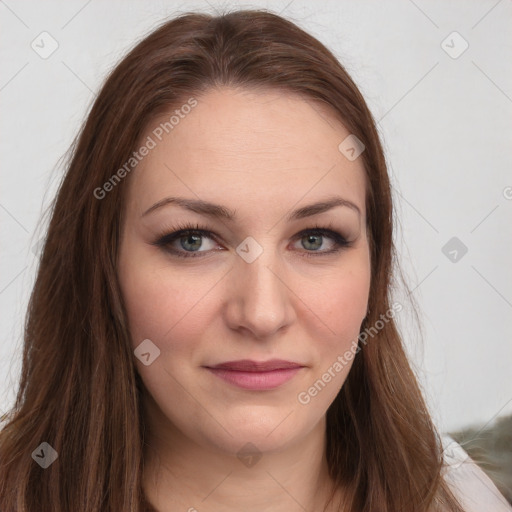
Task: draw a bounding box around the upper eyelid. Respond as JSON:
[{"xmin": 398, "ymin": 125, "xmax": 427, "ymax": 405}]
[
  {"xmin": 156, "ymin": 225, "xmax": 348, "ymax": 250},
  {"xmin": 162, "ymin": 225, "xmax": 344, "ymax": 240}
]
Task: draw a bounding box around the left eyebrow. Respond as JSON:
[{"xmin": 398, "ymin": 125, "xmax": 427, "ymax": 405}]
[{"xmin": 141, "ymin": 195, "xmax": 361, "ymax": 221}]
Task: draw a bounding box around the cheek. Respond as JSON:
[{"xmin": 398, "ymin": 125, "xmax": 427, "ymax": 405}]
[
  {"xmin": 318, "ymin": 258, "xmax": 370, "ymax": 330},
  {"xmin": 119, "ymin": 259, "xmax": 212, "ymax": 407},
  {"xmin": 308, "ymin": 256, "xmax": 371, "ymax": 366},
  {"xmin": 119, "ymin": 247, "xmax": 214, "ymax": 350},
  {"xmin": 330, "ymin": 273, "xmax": 369, "ymax": 333},
  {"xmin": 292, "ymin": 257, "xmax": 371, "ymax": 415}
]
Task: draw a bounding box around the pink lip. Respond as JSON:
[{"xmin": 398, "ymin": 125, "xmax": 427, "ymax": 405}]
[{"xmin": 205, "ymin": 359, "xmax": 305, "ymax": 390}]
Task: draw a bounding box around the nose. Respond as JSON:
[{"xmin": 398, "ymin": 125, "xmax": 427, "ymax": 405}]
[{"xmin": 223, "ymin": 244, "xmax": 296, "ymax": 340}]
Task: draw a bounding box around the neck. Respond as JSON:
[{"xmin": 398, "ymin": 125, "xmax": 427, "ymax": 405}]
[{"xmin": 142, "ymin": 397, "xmax": 342, "ymax": 512}]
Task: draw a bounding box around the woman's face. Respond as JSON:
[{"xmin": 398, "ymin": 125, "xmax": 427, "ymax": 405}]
[{"xmin": 118, "ymin": 86, "xmax": 371, "ymax": 456}]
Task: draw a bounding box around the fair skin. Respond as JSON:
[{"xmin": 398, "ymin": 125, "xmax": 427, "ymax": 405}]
[{"xmin": 118, "ymin": 86, "xmax": 371, "ymax": 512}]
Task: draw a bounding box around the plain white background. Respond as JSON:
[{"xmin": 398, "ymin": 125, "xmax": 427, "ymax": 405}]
[{"xmin": 0, "ymin": 0, "xmax": 511, "ymax": 435}]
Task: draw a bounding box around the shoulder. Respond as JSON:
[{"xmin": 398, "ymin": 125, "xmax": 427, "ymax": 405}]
[{"xmin": 441, "ymin": 434, "xmax": 512, "ymax": 512}]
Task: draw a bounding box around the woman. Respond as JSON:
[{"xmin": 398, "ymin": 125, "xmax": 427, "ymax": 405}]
[{"xmin": 0, "ymin": 8, "xmax": 509, "ymax": 512}]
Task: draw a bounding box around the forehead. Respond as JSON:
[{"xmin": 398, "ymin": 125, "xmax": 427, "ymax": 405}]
[{"xmin": 126, "ymin": 87, "xmax": 367, "ymax": 223}]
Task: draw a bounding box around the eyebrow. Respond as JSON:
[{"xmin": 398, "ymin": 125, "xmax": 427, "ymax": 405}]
[{"xmin": 141, "ymin": 195, "xmax": 361, "ymax": 222}]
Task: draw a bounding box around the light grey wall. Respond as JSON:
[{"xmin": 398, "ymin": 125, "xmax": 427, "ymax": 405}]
[{"xmin": 1, "ymin": 0, "xmax": 511, "ymax": 434}]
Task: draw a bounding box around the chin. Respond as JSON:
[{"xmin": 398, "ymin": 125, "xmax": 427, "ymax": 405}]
[
  {"xmin": 206, "ymin": 429, "xmax": 299, "ymax": 459},
  {"xmin": 198, "ymin": 410, "xmax": 315, "ymax": 457}
]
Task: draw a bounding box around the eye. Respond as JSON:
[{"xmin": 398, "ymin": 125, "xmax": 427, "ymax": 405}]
[
  {"xmin": 292, "ymin": 227, "xmax": 350, "ymax": 257},
  {"xmin": 151, "ymin": 222, "xmax": 352, "ymax": 259},
  {"xmin": 151, "ymin": 222, "xmax": 220, "ymax": 258}
]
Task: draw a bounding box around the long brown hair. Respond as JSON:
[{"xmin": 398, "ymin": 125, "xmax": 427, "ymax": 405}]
[{"xmin": 0, "ymin": 9, "xmax": 464, "ymax": 512}]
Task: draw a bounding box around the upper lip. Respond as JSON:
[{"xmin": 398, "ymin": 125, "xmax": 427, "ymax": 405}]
[{"xmin": 206, "ymin": 359, "xmax": 305, "ymax": 372}]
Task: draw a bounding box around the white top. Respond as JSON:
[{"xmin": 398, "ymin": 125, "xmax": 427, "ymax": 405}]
[{"xmin": 441, "ymin": 435, "xmax": 512, "ymax": 511}]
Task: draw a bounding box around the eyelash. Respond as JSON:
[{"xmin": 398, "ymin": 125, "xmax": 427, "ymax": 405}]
[{"xmin": 151, "ymin": 221, "xmax": 352, "ymax": 259}]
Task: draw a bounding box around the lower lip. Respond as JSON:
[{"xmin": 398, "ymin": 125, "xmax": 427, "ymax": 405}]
[{"xmin": 206, "ymin": 367, "xmax": 303, "ymax": 390}]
